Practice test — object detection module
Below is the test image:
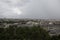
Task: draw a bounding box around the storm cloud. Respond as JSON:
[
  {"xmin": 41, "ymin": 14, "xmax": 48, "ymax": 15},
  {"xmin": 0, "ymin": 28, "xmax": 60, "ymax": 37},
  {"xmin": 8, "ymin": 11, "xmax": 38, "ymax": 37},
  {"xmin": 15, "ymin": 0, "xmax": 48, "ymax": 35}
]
[{"xmin": 0, "ymin": 0, "xmax": 60, "ymax": 19}]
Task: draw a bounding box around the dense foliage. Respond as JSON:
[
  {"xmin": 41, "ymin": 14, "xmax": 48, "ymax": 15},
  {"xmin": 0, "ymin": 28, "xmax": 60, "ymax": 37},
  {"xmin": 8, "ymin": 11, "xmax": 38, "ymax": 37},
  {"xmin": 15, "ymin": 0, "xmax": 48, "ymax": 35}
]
[
  {"xmin": 0, "ymin": 25, "xmax": 60, "ymax": 40},
  {"xmin": 0, "ymin": 25, "xmax": 50, "ymax": 40}
]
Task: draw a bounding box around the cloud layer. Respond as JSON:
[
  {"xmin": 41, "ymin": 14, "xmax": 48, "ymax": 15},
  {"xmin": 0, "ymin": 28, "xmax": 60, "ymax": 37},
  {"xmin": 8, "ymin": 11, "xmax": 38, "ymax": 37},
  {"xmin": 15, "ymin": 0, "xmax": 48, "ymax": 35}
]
[
  {"xmin": 0, "ymin": 0, "xmax": 60, "ymax": 19},
  {"xmin": 0, "ymin": 0, "xmax": 30, "ymax": 18}
]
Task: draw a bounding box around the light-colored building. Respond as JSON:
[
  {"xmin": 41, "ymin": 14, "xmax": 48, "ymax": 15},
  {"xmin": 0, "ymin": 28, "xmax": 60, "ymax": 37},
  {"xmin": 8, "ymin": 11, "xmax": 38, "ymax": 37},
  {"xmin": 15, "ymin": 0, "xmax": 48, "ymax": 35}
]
[{"xmin": 26, "ymin": 21, "xmax": 39, "ymax": 26}]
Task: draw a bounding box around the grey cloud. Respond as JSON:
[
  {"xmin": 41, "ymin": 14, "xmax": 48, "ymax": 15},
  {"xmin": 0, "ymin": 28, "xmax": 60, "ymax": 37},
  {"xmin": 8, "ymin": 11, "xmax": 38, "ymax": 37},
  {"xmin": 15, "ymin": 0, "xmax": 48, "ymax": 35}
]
[
  {"xmin": 0, "ymin": 0, "xmax": 30, "ymax": 18},
  {"xmin": 0, "ymin": 0, "xmax": 60, "ymax": 19},
  {"xmin": 22, "ymin": 0, "xmax": 60, "ymax": 19}
]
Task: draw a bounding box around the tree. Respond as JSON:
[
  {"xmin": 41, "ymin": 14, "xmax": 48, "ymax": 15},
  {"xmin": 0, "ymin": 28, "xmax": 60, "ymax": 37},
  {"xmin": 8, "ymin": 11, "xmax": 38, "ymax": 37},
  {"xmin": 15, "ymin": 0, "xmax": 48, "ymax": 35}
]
[{"xmin": 0, "ymin": 25, "xmax": 50, "ymax": 40}]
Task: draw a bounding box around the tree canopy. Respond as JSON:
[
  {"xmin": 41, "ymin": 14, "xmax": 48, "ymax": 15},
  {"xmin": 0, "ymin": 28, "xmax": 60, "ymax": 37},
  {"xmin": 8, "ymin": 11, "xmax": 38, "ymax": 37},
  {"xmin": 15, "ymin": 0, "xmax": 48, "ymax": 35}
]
[{"xmin": 0, "ymin": 25, "xmax": 60, "ymax": 40}]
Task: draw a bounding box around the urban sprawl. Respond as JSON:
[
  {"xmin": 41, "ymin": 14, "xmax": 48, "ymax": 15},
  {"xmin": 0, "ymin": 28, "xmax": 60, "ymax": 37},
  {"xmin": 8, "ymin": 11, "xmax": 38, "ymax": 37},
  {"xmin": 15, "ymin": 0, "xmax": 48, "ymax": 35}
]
[{"xmin": 0, "ymin": 18, "xmax": 60, "ymax": 36}]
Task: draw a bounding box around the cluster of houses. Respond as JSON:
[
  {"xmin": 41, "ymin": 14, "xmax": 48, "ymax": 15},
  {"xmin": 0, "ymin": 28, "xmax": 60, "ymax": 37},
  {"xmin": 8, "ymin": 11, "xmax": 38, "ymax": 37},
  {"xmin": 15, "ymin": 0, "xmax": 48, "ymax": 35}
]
[
  {"xmin": 0, "ymin": 19, "xmax": 60, "ymax": 36},
  {"xmin": 0, "ymin": 19, "xmax": 53, "ymax": 28}
]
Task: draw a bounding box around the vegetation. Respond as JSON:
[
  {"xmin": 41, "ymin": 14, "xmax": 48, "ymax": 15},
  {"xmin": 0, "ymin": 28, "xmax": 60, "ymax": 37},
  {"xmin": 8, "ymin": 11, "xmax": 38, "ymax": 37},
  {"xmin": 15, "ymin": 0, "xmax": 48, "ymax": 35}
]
[
  {"xmin": 0, "ymin": 25, "xmax": 50, "ymax": 40},
  {"xmin": 0, "ymin": 25, "xmax": 60, "ymax": 40}
]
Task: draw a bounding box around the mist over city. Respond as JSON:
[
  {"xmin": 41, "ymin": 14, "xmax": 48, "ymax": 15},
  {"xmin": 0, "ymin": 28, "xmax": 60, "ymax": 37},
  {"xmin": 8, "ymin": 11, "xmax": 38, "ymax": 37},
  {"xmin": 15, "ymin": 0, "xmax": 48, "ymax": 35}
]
[{"xmin": 0, "ymin": 0, "xmax": 60, "ymax": 40}]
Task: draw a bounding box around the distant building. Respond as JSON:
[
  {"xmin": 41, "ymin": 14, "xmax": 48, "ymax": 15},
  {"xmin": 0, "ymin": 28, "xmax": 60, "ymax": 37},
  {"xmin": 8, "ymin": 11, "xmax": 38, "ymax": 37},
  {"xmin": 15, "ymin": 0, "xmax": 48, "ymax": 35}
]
[
  {"xmin": 49, "ymin": 22, "xmax": 53, "ymax": 25},
  {"xmin": 26, "ymin": 21, "xmax": 39, "ymax": 26}
]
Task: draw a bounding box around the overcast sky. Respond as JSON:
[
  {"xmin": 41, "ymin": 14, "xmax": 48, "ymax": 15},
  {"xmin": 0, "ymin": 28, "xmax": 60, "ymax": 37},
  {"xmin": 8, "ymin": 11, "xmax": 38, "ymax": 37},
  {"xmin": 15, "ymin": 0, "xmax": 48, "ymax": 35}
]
[{"xmin": 0, "ymin": 0, "xmax": 60, "ymax": 19}]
